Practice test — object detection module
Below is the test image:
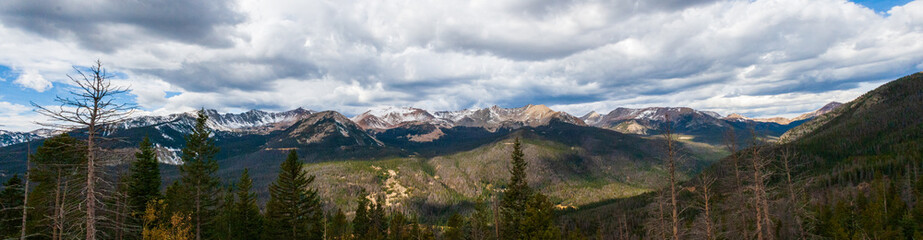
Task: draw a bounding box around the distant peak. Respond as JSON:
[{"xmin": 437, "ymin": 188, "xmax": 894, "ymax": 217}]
[
  {"xmin": 821, "ymin": 102, "xmax": 843, "ymax": 110},
  {"xmin": 361, "ymin": 106, "xmax": 427, "ymax": 117},
  {"xmin": 524, "ymin": 104, "xmax": 552, "ymax": 112},
  {"xmin": 726, "ymin": 113, "xmax": 748, "ymax": 119},
  {"xmin": 582, "ymin": 111, "xmax": 600, "ymax": 118},
  {"xmin": 290, "ymin": 107, "xmax": 312, "ymax": 113}
]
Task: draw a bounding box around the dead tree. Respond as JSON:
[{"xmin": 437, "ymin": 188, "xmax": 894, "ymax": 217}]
[
  {"xmin": 747, "ymin": 129, "xmax": 773, "ymax": 240},
  {"xmin": 697, "ymin": 174, "xmax": 717, "ymax": 240},
  {"xmin": 20, "ymin": 142, "xmax": 31, "ymax": 240},
  {"xmin": 33, "ymin": 60, "xmax": 133, "ymax": 240},
  {"xmin": 723, "ymin": 128, "xmax": 751, "ymax": 238},
  {"xmin": 779, "ymin": 147, "xmax": 806, "ymax": 240},
  {"xmin": 662, "ymin": 116, "xmax": 680, "ymax": 240}
]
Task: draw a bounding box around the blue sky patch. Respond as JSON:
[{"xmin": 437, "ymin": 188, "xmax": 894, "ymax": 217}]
[{"xmin": 851, "ymin": 0, "xmax": 913, "ymax": 13}]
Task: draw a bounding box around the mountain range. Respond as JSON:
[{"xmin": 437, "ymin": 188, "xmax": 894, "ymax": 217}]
[
  {"xmin": 0, "ymin": 102, "xmax": 839, "ymax": 150},
  {"xmin": 0, "ymin": 99, "xmax": 843, "ymax": 218}
]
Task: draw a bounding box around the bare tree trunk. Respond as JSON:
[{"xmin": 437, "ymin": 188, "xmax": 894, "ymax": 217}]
[
  {"xmin": 658, "ymin": 191, "xmax": 666, "ymax": 240},
  {"xmin": 54, "ymin": 170, "xmax": 63, "ymax": 240},
  {"xmin": 493, "ymin": 194, "xmax": 500, "ymax": 240},
  {"xmin": 196, "ymin": 186, "xmax": 202, "ymax": 240},
  {"xmin": 700, "ymin": 175, "xmax": 716, "ymax": 240},
  {"xmin": 780, "ymin": 149, "xmax": 806, "ymax": 240},
  {"xmin": 724, "ymin": 129, "xmax": 750, "ymax": 239},
  {"xmin": 750, "ymin": 145, "xmax": 773, "ymax": 240},
  {"xmin": 753, "ymin": 165, "xmax": 764, "ymax": 240},
  {"xmin": 663, "ymin": 120, "xmax": 679, "ymax": 240},
  {"xmin": 20, "ymin": 143, "xmax": 31, "ymax": 240},
  {"xmin": 87, "ymin": 122, "xmax": 97, "ymax": 240}
]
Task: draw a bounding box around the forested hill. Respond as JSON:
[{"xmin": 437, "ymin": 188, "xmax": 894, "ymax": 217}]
[{"xmin": 563, "ymin": 72, "xmax": 923, "ymax": 239}]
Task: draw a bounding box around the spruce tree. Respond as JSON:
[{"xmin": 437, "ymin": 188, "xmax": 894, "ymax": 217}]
[
  {"xmin": 163, "ymin": 181, "xmax": 188, "ymax": 215},
  {"xmin": 370, "ymin": 194, "xmax": 387, "ymax": 238},
  {"xmin": 388, "ymin": 211, "xmax": 407, "ymax": 240},
  {"xmin": 177, "ymin": 110, "xmax": 221, "ymax": 240},
  {"xmin": 214, "ymin": 186, "xmax": 236, "ymax": 240},
  {"xmin": 501, "ymin": 137, "xmax": 530, "ymax": 239},
  {"xmin": 128, "ymin": 137, "xmax": 162, "ymax": 216},
  {"xmin": 265, "ymin": 150, "xmax": 322, "ymax": 239},
  {"xmin": 353, "ymin": 191, "xmax": 371, "ymax": 239},
  {"xmin": 329, "ymin": 209, "xmax": 349, "ymax": 240},
  {"xmin": 520, "ymin": 193, "xmax": 561, "ymax": 239},
  {"xmin": 0, "ymin": 175, "xmax": 24, "ymax": 238},
  {"xmin": 234, "ymin": 169, "xmax": 263, "ymax": 239}
]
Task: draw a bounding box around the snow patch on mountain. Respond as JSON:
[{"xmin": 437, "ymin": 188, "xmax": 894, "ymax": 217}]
[{"xmin": 0, "ymin": 130, "xmax": 45, "ymax": 147}]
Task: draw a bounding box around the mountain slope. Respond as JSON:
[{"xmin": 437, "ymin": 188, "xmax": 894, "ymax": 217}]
[
  {"xmin": 304, "ymin": 121, "xmax": 722, "ymax": 220},
  {"xmin": 562, "ymin": 72, "xmax": 923, "ymax": 238},
  {"xmin": 581, "ymin": 104, "xmax": 835, "ymax": 145},
  {"xmin": 351, "ymin": 107, "xmax": 440, "ymax": 130},
  {"xmin": 0, "ymin": 130, "xmax": 45, "ymax": 148}
]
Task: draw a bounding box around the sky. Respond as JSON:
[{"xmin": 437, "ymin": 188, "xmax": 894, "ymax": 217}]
[{"xmin": 0, "ymin": 0, "xmax": 922, "ymax": 132}]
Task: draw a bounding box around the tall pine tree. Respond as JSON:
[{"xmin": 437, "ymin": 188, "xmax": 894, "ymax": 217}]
[
  {"xmin": 501, "ymin": 137, "xmax": 530, "ymax": 239},
  {"xmin": 0, "ymin": 175, "xmax": 25, "ymax": 239},
  {"xmin": 177, "ymin": 110, "xmax": 220, "ymax": 240},
  {"xmin": 128, "ymin": 137, "xmax": 162, "ymax": 217},
  {"xmin": 329, "ymin": 209, "xmax": 349, "ymax": 240},
  {"xmin": 499, "ymin": 137, "xmax": 560, "ymax": 239},
  {"xmin": 264, "ymin": 150, "xmax": 322, "ymax": 239},
  {"xmin": 234, "ymin": 169, "xmax": 263, "ymax": 240},
  {"xmin": 214, "ymin": 186, "xmax": 236, "ymax": 240},
  {"xmin": 353, "ymin": 190, "xmax": 371, "ymax": 239}
]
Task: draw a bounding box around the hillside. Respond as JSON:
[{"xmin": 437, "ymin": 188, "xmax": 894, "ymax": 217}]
[
  {"xmin": 303, "ymin": 121, "xmax": 721, "ymax": 220},
  {"xmin": 562, "ymin": 72, "xmax": 923, "ymax": 239}
]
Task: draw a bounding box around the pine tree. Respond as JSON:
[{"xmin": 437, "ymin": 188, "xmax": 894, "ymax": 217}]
[
  {"xmin": 370, "ymin": 194, "xmax": 387, "ymax": 238},
  {"xmin": 163, "ymin": 181, "xmax": 188, "ymax": 215},
  {"xmin": 264, "ymin": 150, "xmax": 322, "ymax": 239},
  {"xmin": 501, "ymin": 137, "xmax": 531, "ymax": 240},
  {"xmin": 177, "ymin": 110, "xmax": 221, "ymax": 240},
  {"xmin": 353, "ymin": 191, "xmax": 371, "ymax": 240},
  {"xmin": 329, "ymin": 209, "xmax": 349, "ymax": 240},
  {"xmin": 128, "ymin": 137, "xmax": 162, "ymax": 218},
  {"xmin": 235, "ymin": 169, "xmax": 263, "ymax": 240},
  {"xmin": 0, "ymin": 175, "xmax": 25, "ymax": 238},
  {"xmin": 214, "ymin": 186, "xmax": 236, "ymax": 240},
  {"xmin": 444, "ymin": 212, "xmax": 465, "ymax": 240},
  {"xmin": 26, "ymin": 133, "xmax": 86, "ymax": 240},
  {"xmin": 520, "ymin": 193, "xmax": 561, "ymax": 240},
  {"xmin": 388, "ymin": 211, "xmax": 407, "ymax": 240}
]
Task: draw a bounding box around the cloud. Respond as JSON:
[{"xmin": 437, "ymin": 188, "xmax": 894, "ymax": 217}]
[
  {"xmin": 0, "ymin": 0, "xmax": 922, "ymax": 127},
  {"xmin": 0, "ymin": 0, "xmax": 245, "ymax": 52},
  {"xmin": 0, "ymin": 101, "xmax": 41, "ymax": 131},
  {"xmin": 14, "ymin": 69, "xmax": 52, "ymax": 92}
]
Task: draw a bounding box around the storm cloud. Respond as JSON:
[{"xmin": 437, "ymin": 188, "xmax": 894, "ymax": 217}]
[{"xmin": 1, "ymin": 0, "xmax": 922, "ymax": 131}]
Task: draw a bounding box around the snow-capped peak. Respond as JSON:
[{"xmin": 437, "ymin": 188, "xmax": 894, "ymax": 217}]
[{"xmin": 351, "ymin": 107, "xmax": 436, "ymax": 130}]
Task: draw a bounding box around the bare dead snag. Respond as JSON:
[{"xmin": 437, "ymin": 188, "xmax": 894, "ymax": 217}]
[{"xmin": 33, "ymin": 60, "xmax": 133, "ymax": 240}]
